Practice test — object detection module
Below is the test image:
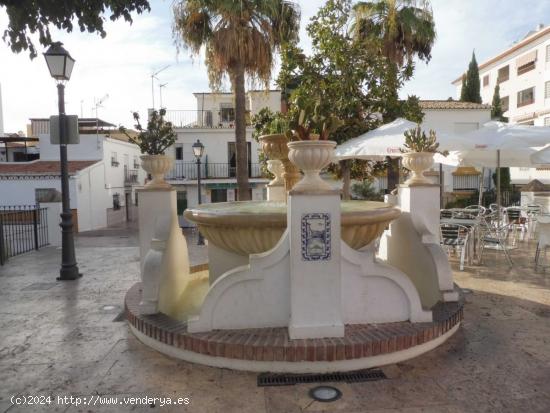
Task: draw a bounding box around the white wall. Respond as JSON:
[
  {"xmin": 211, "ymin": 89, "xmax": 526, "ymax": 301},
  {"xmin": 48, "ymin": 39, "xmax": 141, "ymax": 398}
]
[
  {"xmin": 0, "ymin": 176, "xmax": 77, "ymax": 207},
  {"xmin": 38, "ymin": 133, "xmax": 103, "ymax": 161},
  {"xmin": 421, "ymin": 108, "xmax": 492, "ymax": 192}
]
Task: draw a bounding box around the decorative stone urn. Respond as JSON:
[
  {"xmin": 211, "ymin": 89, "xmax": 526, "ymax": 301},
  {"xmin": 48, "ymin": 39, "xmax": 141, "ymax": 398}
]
[
  {"xmin": 287, "ymin": 140, "xmax": 336, "ymax": 192},
  {"xmin": 140, "ymin": 154, "xmax": 174, "ymax": 189},
  {"xmin": 259, "ymin": 134, "xmax": 301, "ymax": 193},
  {"xmin": 401, "ymin": 152, "xmax": 434, "ymax": 186},
  {"xmin": 266, "ymin": 160, "xmax": 284, "ymax": 186}
]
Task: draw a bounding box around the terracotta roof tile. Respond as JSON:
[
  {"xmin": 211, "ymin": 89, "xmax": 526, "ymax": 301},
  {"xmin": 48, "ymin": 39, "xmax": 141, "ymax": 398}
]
[
  {"xmin": 0, "ymin": 160, "xmax": 99, "ymax": 175},
  {"xmin": 419, "ymin": 100, "xmax": 491, "ymax": 110}
]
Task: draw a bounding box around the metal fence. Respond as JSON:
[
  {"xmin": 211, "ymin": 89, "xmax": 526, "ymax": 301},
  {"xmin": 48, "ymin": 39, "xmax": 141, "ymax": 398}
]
[
  {"xmin": 166, "ymin": 162, "xmax": 263, "ymax": 180},
  {"xmin": 0, "ymin": 205, "xmax": 49, "ymax": 265}
]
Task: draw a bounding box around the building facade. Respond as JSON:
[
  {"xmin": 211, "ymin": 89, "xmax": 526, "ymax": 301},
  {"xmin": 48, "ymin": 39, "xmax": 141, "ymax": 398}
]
[
  {"xmin": 0, "ymin": 118, "xmax": 146, "ymax": 232},
  {"xmin": 452, "ymin": 23, "xmax": 550, "ymax": 184},
  {"xmin": 162, "ymin": 90, "xmax": 279, "ymax": 225}
]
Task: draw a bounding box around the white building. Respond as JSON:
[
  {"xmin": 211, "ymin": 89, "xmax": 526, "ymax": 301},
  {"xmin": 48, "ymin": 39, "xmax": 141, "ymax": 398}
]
[
  {"xmin": 452, "ymin": 23, "xmax": 550, "ymax": 184},
  {"xmin": 372, "ymin": 100, "xmax": 492, "ymax": 195},
  {"xmin": 162, "ymin": 90, "xmax": 279, "ymax": 224},
  {"xmin": 0, "ymin": 118, "xmax": 146, "ymax": 232}
]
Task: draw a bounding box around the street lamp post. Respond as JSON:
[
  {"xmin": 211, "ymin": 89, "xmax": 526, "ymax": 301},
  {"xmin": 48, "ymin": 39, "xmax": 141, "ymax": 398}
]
[
  {"xmin": 192, "ymin": 139, "xmax": 205, "ymax": 246},
  {"xmin": 44, "ymin": 42, "xmax": 81, "ymax": 281}
]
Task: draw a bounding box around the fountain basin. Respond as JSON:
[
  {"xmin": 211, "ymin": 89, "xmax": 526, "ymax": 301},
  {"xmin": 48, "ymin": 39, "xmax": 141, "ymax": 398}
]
[{"xmin": 184, "ymin": 200, "xmax": 400, "ymax": 256}]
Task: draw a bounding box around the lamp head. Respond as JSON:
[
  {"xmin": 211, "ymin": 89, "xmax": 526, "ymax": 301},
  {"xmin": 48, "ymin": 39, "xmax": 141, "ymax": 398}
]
[{"xmin": 44, "ymin": 42, "xmax": 75, "ymax": 81}]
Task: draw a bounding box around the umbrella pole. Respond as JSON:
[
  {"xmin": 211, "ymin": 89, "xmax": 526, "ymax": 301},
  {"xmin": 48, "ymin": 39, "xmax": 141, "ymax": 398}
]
[
  {"xmin": 439, "ymin": 163, "xmax": 444, "ymax": 208},
  {"xmin": 478, "ymin": 167, "xmax": 485, "ymax": 206},
  {"xmin": 497, "ymin": 149, "xmax": 501, "ymax": 224}
]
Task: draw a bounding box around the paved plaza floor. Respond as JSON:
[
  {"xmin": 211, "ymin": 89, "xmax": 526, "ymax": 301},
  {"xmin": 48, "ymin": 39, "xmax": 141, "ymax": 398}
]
[{"xmin": 0, "ymin": 226, "xmax": 549, "ymax": 412}]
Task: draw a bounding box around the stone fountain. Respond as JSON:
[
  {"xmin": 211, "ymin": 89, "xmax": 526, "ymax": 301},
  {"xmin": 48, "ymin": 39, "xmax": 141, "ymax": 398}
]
[{"xmin": 126, "ymin": 136, "xmax": 462, "ymax": 373}]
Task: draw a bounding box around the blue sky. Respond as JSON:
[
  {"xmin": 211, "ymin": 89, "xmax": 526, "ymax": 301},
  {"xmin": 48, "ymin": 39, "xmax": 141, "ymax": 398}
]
[{"xmin": 1, "ymin": 0, "xmax": 549, "ymax": 132}]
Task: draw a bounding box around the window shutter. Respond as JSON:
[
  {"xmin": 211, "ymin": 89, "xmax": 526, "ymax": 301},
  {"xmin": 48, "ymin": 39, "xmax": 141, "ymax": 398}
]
[
  {"xmin": 516, "ymin": 50, "xmax": 537, "ymax": 67},
  {"xmin": 546, "ymin": 81, "xmax": 550, "ymax": 99}
]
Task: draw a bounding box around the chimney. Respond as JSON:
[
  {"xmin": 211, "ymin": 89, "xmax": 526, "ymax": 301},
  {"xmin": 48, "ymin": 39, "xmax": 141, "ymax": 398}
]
[{"xmin": 537, "ymin": 23, "xmax": 545, "ymax": 31}]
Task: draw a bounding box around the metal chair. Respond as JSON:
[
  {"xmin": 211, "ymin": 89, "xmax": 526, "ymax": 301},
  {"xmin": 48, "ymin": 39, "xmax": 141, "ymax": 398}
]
[
  {"xmin": 478, "ymin": 212, "xmax": 513, "ymax": 268},
  {"xmin": 505, "ymin": 207, "xmax": 526, "ymax": 245},
  {"xmin": 440, "ymin": 223, "xmax": 470, "ymax": 271},
  {"xmin": 440, "ymin": 209, "xmax": 453, "ymax": 219},
  {"xmin": 526, "ymin": 204, "xmax": 543, "ymax": 239}
]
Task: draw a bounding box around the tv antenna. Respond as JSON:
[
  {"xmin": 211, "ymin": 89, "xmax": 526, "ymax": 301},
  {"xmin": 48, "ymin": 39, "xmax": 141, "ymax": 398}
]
[
  {"xmin": 159, "ymin": 83, "xmax": 168, "ymax": 109},
  {"xmin": 151, "ymin": 65, "xmax": 170, "ymax": 109}
]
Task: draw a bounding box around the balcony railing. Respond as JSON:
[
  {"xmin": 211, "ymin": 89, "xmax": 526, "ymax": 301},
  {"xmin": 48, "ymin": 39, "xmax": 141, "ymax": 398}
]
[
  {"xmin": 162, "ymin": 110, "xmax": 250, "ymax": 129},
  {"xmin": 166, "ymin": 162, "xmax": 263, "ymax": 180},
  {"xmin": 124, "ymin": 168, "xmax": 139, "ymax": 184},
  {"xmin": 453, "ymin": 174, "xmax": 480, "ymax": 191}
]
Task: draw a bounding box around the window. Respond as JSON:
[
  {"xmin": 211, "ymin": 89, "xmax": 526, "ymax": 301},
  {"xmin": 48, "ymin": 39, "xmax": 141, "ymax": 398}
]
[
  {"xmin": 210, "ymin": 189, "xmax": 227, "ymax": 203},
  {"xmin": 517, "ymin": 87, "xmax": 535, "ymax": 107},
  {"xmin": 501, "ymin": 96, "xmax": 509, "ymax": 112},
  {"xmin": 516, "ymin": 50, "xmax": 537, "ymax": 75},
  {"xmin": 546, "ymin": 81, "xmax": 550, "ymax": 99},
  {"xmin": 545, "ymin": 117, "xmax": 550, "ymax": 126},
  {"xmin": 497, "ymin": 65, "xmax": 509, "ymax": 83},
  {"xmin": 175, "ymin": 144, "xmax": 183, "ymax": 160},
  {"xmin": 483, "ymin": 74, "xmax": 489, "ymax": 87},
  {"xmin": 176, "ymin": 191, "xmax": 187, "ymax": 215},
  {"xmin": 111, "ymin": 152, "xmax": 119, "ymax": 167},
  {"xmin": 220, "ymin": 103, "xmax": 235, "ymax": 123},
  {"xmin": 133, "ymin": 155, "xmax": 139, "ymax": 169},
  {"xmin": 112, "ymin": 193, "xmax": 121, "ymax": 210},
  {"xmin": 35, "ymin": 188, "xmax": 61, "ymax": 203}
]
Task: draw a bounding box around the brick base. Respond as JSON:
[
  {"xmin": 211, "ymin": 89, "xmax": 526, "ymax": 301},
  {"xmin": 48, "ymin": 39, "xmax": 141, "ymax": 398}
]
[{"xmin": 125, "ymin": 283, "xmax": 464, "ymax": 364}]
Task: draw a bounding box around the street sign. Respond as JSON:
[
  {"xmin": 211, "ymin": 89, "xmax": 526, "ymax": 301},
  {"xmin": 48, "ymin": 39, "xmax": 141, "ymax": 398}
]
[{"xmin": 50, "ymin": 115, "xmax": 79, "ymax": 144}]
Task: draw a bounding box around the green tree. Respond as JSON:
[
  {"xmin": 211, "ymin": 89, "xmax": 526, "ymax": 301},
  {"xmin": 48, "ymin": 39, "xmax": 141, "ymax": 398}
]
[
  {"xmin": 352, "ymin": 0, "xmax": 436, "ymax": 191},
  {"xmin": 173, "ymin": 0, "xmax": 300, "ymax": 201},
  {"xmin": 1, "ymin": 0, "xmax": 151, "ymax": 58},
  {"xmin": 491, "ymin": 84, "xmax": 504, "ymax": 120},
  {"xmin": 461, "ymin": 51, "xmax": 482, "ymax": 103},
  {"xmin": 460, "ymin": 74, "xmax": 468, "ymax": 101},
  {"xmin": 278, "ymin": 0, "xmax": 426, "ymax": 197}
]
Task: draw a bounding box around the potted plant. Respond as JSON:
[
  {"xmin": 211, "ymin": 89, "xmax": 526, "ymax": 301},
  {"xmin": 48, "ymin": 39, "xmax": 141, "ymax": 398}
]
[
  {"xmin": 400, "ymin": 125, "xmax": 447, "ymax": 186},
  {"xmin": 253, "ymin": 109, "xmax": 301, "ymax": 193},
  {"xmin": 120, "ymin": 109, "xmax": 176, "ymax": 189},
  {"xmin": 285, "ymin": 95, "xmax": 342, "ymax": 192}
]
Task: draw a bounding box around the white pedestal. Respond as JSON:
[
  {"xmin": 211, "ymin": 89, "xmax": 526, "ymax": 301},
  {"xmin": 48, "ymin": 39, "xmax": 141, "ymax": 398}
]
[
  {"xmin": 379, "ymin": 184, "xmax": 458, "ymax": 308},
  {"xmin": 288, "ymin": 191, "xmax": 344, "ymax": 339}
]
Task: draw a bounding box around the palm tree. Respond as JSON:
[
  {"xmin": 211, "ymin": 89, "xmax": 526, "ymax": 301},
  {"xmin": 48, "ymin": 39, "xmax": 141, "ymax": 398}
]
[
  {"xmin": 173, "ymin": 0, "xmax": 300, "ymax": 200},
  {"xmin": 352, "ymin": 0, "xmax": 436, "ymax": 191}
]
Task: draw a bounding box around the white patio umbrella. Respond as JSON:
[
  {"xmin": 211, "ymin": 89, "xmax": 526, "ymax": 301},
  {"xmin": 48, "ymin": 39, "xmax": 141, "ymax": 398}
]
[
  {"xmin": 333, "ymin": 117, "xmax": 460, "ymax": 165},
  {"xmin": 450, "ymin": 121, "xmax": 550, "ymax": 214},
  {"xmin": 530, "ymin": 143, "xmax": 550, "ymax": 165}
]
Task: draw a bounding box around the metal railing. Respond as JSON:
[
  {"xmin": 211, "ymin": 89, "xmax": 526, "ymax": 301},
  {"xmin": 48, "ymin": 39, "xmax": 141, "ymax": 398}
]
[
  {"xmin": 162, "ymin": 110, "xmax": 251, "ymax": 128},
  {"xmin": 166, "ymin": 162, "xmax": 263, "ymax": 180},
  {"xmin": 124, "ymin": 167, "xmax": 139, "ymax": 184},
  {"xmin": 0, "ymin": 205, "xmax": 49, "ymax": 265},
  {"xmin": 453, "ymin": 174, "xmax": 480, "ymax": 191}
]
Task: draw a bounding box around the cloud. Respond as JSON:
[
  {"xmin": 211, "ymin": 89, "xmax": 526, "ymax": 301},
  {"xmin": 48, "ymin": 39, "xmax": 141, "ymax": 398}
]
[{"xmin": 0, "ymin": 0, "xmax": 548, "ymax": 133}]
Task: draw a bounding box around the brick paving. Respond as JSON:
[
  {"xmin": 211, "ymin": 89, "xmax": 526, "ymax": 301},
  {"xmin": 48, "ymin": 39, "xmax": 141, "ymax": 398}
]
[{"xmin": 0, "ymin": 226, "xmax": 549, "ymax": 412}]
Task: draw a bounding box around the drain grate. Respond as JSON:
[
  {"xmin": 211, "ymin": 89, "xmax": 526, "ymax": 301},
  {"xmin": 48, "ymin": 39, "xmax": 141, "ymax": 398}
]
[{"xmin": 257, "ymin": 368, "xmax": 386, "ymax": 387}]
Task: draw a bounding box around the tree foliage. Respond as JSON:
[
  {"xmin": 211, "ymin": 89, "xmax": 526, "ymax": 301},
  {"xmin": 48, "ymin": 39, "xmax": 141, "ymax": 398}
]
[
  {"xmin": 1, "ymin": 0, "xmax": 151, "ymax": 58},
  {"xmin": 491, "ymin": 84, "xmax": 504, "ymax": 120},
  {"xmin": 460, "ymin": 52, "xmax": 482, "ymax": 104},
  {"xmin": 173, "ymin": 0, "xmax": 300, "ymax": 200},
  {"xmin": 119, "ymin": 109, "xmax": 176, "ymax": 155}
]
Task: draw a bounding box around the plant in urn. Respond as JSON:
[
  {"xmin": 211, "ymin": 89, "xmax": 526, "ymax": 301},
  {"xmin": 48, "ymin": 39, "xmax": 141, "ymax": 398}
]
[{"xmin": 120, "ymin": 109, "xmax": 176, "ymax": 189}]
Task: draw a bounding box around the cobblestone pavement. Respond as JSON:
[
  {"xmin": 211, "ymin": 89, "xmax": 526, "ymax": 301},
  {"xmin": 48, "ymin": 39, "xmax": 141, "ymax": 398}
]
[{"xmin": 0, "ymin": 227, "xmax": 549, "ymax": 412}]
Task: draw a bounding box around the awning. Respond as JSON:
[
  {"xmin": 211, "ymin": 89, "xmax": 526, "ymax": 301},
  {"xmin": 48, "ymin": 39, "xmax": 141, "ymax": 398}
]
[{"xmin": 516, "ymin": 50, "xmax": 537, "ymax": 67}]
